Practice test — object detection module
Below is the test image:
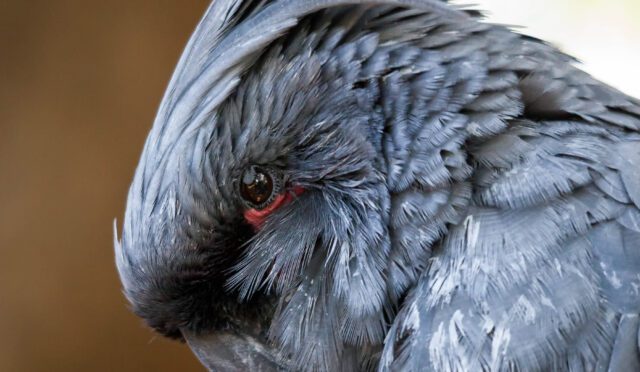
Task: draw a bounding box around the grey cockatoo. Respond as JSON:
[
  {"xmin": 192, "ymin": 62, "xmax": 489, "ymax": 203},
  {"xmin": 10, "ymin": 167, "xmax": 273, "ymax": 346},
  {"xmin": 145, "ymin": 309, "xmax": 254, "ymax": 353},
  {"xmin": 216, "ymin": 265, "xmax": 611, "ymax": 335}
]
[{"xmin": 114, "ymin": 0, "xmax": 640, "ymax": 371}]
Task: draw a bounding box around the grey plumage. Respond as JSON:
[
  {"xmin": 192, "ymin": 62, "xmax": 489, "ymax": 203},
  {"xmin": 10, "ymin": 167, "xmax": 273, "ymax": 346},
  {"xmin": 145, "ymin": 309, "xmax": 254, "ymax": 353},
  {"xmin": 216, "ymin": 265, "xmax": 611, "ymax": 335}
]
[{"xmin": 115, "ymin": 0, "xmax": 640, "ymax": 371}]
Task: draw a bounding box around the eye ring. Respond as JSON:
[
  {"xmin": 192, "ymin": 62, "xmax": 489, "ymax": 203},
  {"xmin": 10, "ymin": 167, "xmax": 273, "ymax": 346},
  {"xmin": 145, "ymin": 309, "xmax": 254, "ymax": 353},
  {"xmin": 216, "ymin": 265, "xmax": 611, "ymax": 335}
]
[{"xmin": 238, "ymin": 166, "xmax": 283, "ymax": 210}]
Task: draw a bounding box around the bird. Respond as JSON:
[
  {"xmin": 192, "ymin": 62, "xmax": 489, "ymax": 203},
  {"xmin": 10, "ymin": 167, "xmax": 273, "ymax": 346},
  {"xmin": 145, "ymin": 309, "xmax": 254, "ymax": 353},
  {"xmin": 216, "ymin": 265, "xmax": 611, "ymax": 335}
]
[{"xmin": 114, "ymin": 0, "xmax": 640, "ymax": 371}]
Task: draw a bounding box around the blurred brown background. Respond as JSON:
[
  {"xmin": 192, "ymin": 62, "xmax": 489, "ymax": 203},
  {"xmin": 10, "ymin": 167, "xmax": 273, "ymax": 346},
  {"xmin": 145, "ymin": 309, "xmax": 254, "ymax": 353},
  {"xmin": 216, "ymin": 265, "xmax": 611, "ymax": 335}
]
[
  {"xmin": 1, "ymin": 1, "xmax": 638, "ymax": 371},
  {"xmin": 0, "ymin": 1, "xmax": 209, "ymax": 371}
]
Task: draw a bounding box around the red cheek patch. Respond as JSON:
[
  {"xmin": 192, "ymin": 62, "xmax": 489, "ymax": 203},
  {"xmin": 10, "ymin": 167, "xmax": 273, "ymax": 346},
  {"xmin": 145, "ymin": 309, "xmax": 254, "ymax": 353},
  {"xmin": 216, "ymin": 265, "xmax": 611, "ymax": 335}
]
[{"xmin": 243, "ymin": 186, "xmax": 305, "ymax": 229}]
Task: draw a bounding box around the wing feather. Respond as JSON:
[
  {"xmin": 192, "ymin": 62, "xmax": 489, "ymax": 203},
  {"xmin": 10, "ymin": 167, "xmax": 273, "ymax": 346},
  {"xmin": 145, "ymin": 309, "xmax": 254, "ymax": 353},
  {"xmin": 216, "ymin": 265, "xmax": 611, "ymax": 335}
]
[{"xmin": 382, "ymin": 16, "xmax": 640, "ymax": 370}]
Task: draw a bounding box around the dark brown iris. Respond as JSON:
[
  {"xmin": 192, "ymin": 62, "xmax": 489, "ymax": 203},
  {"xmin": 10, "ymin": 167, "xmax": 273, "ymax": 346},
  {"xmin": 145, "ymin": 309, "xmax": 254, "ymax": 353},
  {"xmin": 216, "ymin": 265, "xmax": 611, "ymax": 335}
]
[{"xmin": 240, "ymin": 166, "xmax": 274, "ymax": 208}]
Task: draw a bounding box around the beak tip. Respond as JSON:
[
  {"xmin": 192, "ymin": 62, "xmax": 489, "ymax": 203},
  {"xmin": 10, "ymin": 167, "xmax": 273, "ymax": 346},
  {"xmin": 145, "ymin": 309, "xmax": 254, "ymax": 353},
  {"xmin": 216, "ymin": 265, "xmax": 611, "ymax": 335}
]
[{"xmin": 182, "ymin": 329, "xmax": 289, "ymax": 372}]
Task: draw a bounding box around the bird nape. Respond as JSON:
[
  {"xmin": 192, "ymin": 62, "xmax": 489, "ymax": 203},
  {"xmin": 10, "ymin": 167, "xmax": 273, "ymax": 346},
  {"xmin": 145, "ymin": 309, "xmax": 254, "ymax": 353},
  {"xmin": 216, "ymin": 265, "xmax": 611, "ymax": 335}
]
[{"xmin": 114, "ymin": 0, "xmax": 640, "ymax": 371}]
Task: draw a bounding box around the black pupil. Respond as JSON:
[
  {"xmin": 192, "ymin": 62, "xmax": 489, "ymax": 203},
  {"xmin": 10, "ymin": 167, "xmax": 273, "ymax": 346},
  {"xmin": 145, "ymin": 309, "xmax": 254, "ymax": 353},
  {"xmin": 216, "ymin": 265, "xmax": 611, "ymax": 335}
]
[{"xmin": 240, "ymin": 167, "xmax": 273, "ymax": 206}]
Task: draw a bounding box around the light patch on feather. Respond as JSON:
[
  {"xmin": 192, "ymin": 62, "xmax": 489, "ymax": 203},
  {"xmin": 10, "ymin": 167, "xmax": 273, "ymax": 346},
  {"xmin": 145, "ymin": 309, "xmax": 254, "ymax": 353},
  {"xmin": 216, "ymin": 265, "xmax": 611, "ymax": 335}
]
[
  {"xmin": 514, "ymin": 295, "xmax": 537, "ymax": 324},
  {"xmin": 428, "ymin": 322, "xmax": 446, "ymax": 360},
  {"xmin": 404, "ymin": 302, "xmax": 421, "ymax": 331},
  {"xmin": 490, "ymin": 325, "xmax": 511, "ymax": 371},
  {"xmin": 481, "ymin": 317, "xmax": 495, "ymax": 334},
  {"xmin": 449, "ymin": 310, "xmax": 470, "ymax": 371},
  {"xmin": 428, "ymin": 312, "xmax": 470, "ymax": 371},
  {"xmin": 466, "ymin": 122, "xmax": 482, "ymax": 136},
  {"xmin": 554, "ymin": 258, "xmax": 563, "ymax": 275},
  {"xmin": 608, "ymin": 270, "xmax": 623, "ymax": 290},
  {"xmin": 599, "ymin": 261, "xmax": 623, "ymax": 289},
  {"xmin": 463, "ymin": 214, "xmax": 481, "ymax": 250},
  {"xmin": 631, "ymin": 279, "xmax": 639, "ymax": 296},
  {"xmin": 539, "ymin": 294, "xmax": 555, "ymax": 309}
]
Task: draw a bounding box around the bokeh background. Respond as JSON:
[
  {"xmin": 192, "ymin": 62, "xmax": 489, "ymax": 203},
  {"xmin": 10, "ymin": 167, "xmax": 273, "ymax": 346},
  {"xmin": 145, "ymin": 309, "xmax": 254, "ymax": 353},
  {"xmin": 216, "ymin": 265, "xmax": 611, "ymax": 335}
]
[{"xmin": 1, "ymin": 1, "xmax": 638, "ymax": 371}]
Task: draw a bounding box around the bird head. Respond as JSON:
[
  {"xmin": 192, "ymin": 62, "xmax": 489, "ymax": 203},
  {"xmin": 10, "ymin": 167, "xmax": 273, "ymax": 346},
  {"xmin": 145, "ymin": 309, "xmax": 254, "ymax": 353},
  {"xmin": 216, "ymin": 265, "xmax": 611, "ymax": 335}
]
[{"xmin": 115, "ymin": 0, "xmax": 471, "ymax": 370}]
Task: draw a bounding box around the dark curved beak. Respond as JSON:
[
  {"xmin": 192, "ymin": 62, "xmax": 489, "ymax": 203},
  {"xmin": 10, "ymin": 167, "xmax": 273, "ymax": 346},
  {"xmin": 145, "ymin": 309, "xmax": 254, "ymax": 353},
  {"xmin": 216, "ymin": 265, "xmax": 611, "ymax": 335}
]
[{"xmin": 181, "ymin": 330, "xmax": 292, "ymax": 372}]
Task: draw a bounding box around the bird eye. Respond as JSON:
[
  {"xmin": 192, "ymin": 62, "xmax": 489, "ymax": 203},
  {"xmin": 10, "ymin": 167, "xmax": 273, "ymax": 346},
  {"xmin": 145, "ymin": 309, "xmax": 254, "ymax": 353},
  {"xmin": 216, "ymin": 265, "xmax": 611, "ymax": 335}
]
[{"xmin": 239, "ymin": 166, "xmax": 279, "ymax": 209}]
